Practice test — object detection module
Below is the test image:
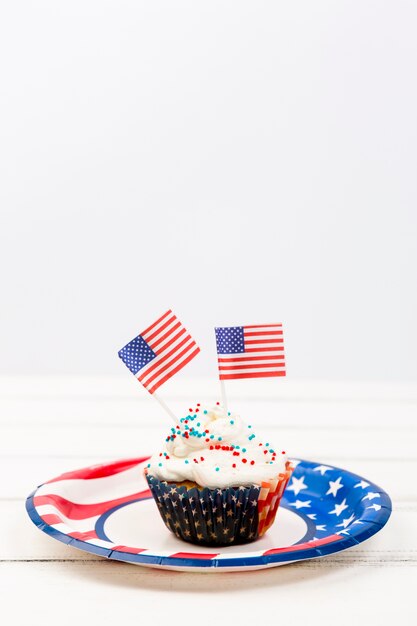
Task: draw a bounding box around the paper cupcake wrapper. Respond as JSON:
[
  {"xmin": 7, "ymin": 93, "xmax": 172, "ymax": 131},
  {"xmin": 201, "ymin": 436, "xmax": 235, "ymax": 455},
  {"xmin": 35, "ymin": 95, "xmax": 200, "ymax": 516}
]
[{"xmin": 145, "ymin": 462, "xmax": 293, "ymax": 547}]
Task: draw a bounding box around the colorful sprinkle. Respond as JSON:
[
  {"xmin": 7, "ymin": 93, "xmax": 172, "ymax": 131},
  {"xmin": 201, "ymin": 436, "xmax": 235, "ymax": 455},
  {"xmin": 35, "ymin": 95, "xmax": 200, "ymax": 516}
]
[{"xmin": 215, "ymin": 467, "xmax": 220, "ymax": 471}]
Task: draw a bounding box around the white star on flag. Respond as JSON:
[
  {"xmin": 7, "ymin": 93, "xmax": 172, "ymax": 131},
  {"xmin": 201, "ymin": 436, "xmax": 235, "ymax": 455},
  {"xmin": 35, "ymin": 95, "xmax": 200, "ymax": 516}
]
[
  {"xmin": 326, "ymin": 476, "xmax": 344, "ymax": 497},
  {"xmin": 354, "ymin": 480, "xmax": 370, "ymax": 489},
  {"xmin": 287, "ymin": 475, "xmax": 308, "ymax": 496},
  {"xmin": 329, "ymin": 498, "xmax": 349, "ymax": 516},
  {"xmin": 289, "ymin": 499, "xmax": 312, "ymax": 510},
  {"xmin": 313, "ymin": 465, "xmax": 333, "ymax": 475},
  {"xmin": 363, "ymin": 492, "xmax": 381, "ymax": 501}
]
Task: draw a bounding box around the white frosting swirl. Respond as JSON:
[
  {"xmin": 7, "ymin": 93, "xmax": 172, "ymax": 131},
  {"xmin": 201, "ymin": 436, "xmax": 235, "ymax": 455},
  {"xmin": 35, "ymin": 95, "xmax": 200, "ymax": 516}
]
[{"xmin": 146, "ymin": 405, "xmax": 288, "ymax": 489}]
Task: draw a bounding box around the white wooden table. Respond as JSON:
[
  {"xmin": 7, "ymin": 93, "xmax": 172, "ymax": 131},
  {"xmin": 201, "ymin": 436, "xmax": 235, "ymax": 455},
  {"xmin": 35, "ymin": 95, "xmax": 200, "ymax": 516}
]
[{"xmin": 1, "ymin": 377, "xmax": 416, "ymax": 624}]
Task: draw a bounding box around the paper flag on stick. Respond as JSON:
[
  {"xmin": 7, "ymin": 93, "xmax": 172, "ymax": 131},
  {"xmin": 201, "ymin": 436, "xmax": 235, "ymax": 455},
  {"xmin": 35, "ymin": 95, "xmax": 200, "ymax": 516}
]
[
  {"xmin": 215, "ymin": 324, "xmax": 285, "ymax": 380},
  {"xmin": 119, "ymin": 310, "xmax": 200, "ymax": 394}
]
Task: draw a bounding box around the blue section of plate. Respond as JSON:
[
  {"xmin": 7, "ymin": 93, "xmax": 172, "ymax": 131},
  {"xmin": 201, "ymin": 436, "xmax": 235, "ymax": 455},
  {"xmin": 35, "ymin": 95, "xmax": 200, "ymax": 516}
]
[{"xmin": 26, "ymin": 458, "xmax": 392, "ymax": 571}]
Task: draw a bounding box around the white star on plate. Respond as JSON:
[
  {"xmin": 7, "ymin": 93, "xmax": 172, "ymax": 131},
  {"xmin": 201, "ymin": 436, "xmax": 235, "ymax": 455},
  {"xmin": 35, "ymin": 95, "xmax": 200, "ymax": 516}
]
[
  {"xmin": 308, "ymin": 537, "xmax": 319, "ymax": 542},
  {"xmin": 307, "ymin": 513, "xmax": 317, "ymax": 520},
  {"xmin": 336, "ymin": 513, "xmax": 355, "ymax": 528},
  {"xmin": 354, "ymin": 480, "xmax": 370, "ymax": 489},
  {"xmin": 313, "ymin": 465, "xmax": 333, "ymax": 475},
  {"xmin": 329, "ymin": 498, "xmax": 349, "ymax": 516},
  {"xmin": 289, "ymin": 499, "xmax": 311, "ymax": 510},
  {"xmin": 363, "ymin": 492, "xmax": 381, "ymax": 501},
  {"xmin": 367, "ymin": 503, "xmax": 382, "ymax": 511},
  {"xmin": 287, "ymin": 475, "xmax": 308, "ymax": 496},
  {"xmin": 316, "ymin": 524, "xmax": 327, "ymax": 531},
  {"xmin": 326, "ymin": 476, "xmax": 344, "ymax": 497},
  {"xmin": 353, "ymin": 520, "xmax": 364, "ymax": 525},
  {"xmin": 336, "ymin": 529, "xmax": 350, "ymax": 535}
]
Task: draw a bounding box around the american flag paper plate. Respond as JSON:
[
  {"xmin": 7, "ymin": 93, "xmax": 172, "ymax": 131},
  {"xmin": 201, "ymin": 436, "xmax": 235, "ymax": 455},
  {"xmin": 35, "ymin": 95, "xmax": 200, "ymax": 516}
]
[{"xmin": 26, "ymin": 457, "xmax": 391, "ymax": 572}]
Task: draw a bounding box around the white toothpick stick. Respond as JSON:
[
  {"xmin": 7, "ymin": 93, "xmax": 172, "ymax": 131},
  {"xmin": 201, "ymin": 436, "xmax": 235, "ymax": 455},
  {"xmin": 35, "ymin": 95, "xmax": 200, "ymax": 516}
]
[
  {"xmin": 153, "ymin": 392, "xmax": 178, "ymax": 425},
  {"xmin": 220, "ymin": 379, "xmax": 228, "ymax": 415}
]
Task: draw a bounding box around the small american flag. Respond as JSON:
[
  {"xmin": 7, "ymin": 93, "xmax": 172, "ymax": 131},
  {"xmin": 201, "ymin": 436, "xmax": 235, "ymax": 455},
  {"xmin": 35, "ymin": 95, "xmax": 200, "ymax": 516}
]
[
  {"xmin": 118, "ymin": 310, "xmax": 200, "ymax": 394},
  {"xmin": 215, "ymin": 324, "xmax": 285, "ymax": 380}
]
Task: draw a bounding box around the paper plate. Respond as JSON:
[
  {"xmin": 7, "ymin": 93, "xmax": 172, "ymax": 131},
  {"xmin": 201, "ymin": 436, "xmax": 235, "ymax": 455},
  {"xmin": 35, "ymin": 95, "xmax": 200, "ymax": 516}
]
[{"xmin": 26, "ymin": 457, "xmax": 391, "ymax": 572}]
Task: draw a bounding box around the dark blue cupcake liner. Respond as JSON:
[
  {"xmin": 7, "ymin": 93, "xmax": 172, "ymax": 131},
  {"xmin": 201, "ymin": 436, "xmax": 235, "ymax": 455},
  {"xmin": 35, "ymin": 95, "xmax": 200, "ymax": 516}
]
[{"xmin": 145, "ymin": 473, "xmax": 262, "ymax": 546}]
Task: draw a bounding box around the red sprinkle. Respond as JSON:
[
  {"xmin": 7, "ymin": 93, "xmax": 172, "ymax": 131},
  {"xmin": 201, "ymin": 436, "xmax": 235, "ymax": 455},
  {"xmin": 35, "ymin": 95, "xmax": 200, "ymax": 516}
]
[
  {"xmin": 195, "ymin": 408, "xmax": 199, "ymax": 412},
  {"xmin": 159, "ymin": 453, "xmax": 162, "ymax": 457},
  {"xmin": 264, "ymin": 450, "xmax": 268, "ymax": 455},
  {"xmin": 197, "ymin": 403, "xmax": 200, "ymax": 406},
  {"xmin": 250, "ymin": 460, "xmax": 255, "ymax": 465},
  {"xmin": 232, "ymin": 463, "xmax": 236, "ymax": 468},
  {"xmin": 205, "ymin": 429, "xmax": 209, "ymax": 434},
  {"xmin": 282, "ymin": 451, "xmax": 286, "ymax": 454},
  {"xmin": 242, "ymin": 458, "xmax": 247, "ymax": 464},
  {"xmin": 210, "ymin": 446, "xmax": 214, "ymax": 450},
  {"xmin": 216, "ymin": 402, "xmax": 220, "ymax": 405},
  {"xmin": 166, "ymin": 455, "xmax": 170, "ymax": 460},
  {"xmin": 200, "ymin": 457, "xmax": 204, "ymax": 461},
  {"xmin": 205, "ymin": 438, "xmax": 210, "ymax": 442}
]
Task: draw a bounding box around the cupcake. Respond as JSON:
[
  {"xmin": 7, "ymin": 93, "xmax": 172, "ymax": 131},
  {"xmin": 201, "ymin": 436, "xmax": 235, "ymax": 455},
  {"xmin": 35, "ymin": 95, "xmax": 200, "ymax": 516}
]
[{"xmin": 145, "ymin": 403, "xmax": 293, "ymax": 546}]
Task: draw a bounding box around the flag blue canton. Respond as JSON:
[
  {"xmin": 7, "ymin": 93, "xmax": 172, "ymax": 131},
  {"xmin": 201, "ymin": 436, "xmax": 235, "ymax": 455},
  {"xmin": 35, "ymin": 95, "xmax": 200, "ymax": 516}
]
[
  {"xmin": 215, "ymin": 327, "xmax": 244, "ymax": 354},
  {"xmin": 118, "ymin": 336, "xmax": 156, "ymax": 375}
]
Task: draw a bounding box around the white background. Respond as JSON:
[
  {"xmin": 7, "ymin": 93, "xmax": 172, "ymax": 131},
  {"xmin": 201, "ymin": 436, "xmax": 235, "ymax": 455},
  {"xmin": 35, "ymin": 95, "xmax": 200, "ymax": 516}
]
[{"xmin": 1, "ymin": 1, "xmax": 417, "ymax": 382}]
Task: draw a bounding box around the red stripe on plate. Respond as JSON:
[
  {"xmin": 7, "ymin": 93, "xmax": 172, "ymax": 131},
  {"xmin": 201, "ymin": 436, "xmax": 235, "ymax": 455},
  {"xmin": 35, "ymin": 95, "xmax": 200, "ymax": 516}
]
[
  {"xmin": 111, "ymin": 545, "xmax": 147, "ymax": 554},
  {"xmin": 45, "ymin": 457, "xmax": 149, "ymax": 484},
  {"xmin": 263, "ymin": 534, "xmax": 343, "ymax": 555},
  {"xmin": 40, "ymin": 514, "xmax": 63, "ymax": 525},
  {"xmin": 68, "ymin": 530, "xmax": 99, "ymax": 540},
  {"xmin": 34, "ymin": 489, "xmax": 152, "ymax": 520},
  {"xmin": 169, "ymin": 552, "xmax": 219, "ymax": 560}
]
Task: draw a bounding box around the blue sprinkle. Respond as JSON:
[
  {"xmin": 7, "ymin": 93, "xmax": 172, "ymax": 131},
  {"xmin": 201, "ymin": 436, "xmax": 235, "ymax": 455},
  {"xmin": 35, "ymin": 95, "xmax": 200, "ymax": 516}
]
[
  {"xmin": 248, "ymin": 425, "xmax": 252, "ymax": 428},
  {"xmin": 218, "ymin": 437, "xmax": 223, "ymax": 441},
  {"xmin": 197, "ymin": 422, "xmax": 201, "ymax": 427},
  {"xmin": 230, "ymin": 420, "xmax": 234, "ymax": 425},
  {"xmin": 265, "ymin": 443, "xmax": 270, "ymax": 447},
  {"xmin": 185, "ymin": 460, "xmax": 189, "ymax": 464},
  {"xmin": 203, "ymin": 410, "xmax": 208, "ymax": 414},
  {"xmin": 210, "ymin": 435, "xmax": 215, "ymax": 439},
  {"xmin": 242, "ymin": 448, "xmax": 246, "ymax": 453},
  {"xmin": 235, "ymin": 445, "xmax": 240, "ymax": 449},
  {"xmin": 215, "ymin": 467, "xmax": 220, "ymax": 472},
  {"xmin": 248, "ymin": 434, "xmax": 255, "ymax": 440},
  {"xmin": 158, "ymin": 463, "xmax": 162, "ymax": 467},
  {"xmin": 227, "ymin": 412, "xmax": 231, "ymax": 416},
  {"xmin": 147, "ymin": 463, "xmax": 151, "ymax": 468}
]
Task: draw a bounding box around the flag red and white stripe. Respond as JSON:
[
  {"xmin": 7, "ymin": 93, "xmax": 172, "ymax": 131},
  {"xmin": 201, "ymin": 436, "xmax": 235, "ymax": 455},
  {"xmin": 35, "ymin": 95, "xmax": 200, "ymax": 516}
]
[
  {"xmin": 119, "ymin": 310, "xmax": 200, "ymax": 394},
  {"xmin": 216, "ymin": 324, "xmax": 286, "ymax": 380}
]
